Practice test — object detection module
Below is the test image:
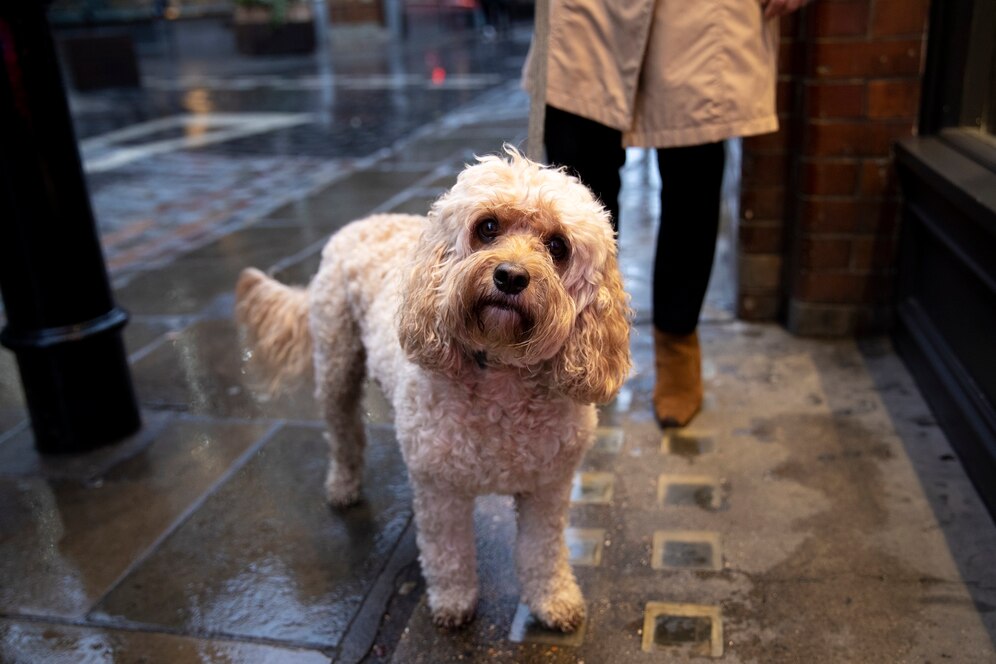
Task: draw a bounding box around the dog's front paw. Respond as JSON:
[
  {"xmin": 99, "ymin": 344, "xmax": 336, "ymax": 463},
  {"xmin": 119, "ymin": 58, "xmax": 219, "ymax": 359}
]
[
  {"xmin": 528, "ymin": 583, "xmax": 586, "ymax": 632},
  {"xmin": 428, "ymin": 589, "xmax": 478, "ymax": 629}
]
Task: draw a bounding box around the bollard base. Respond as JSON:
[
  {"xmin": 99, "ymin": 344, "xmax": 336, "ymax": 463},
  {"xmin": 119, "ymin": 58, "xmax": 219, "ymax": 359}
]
[{"xmin": 2, "ymin": 310, "xmax": 141, "ymax": 455}]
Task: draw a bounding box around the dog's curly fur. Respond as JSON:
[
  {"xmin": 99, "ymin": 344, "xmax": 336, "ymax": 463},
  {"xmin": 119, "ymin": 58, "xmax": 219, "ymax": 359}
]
[{"xmin": 236, "ymin": 148, "xmax": 631, "ymax": 631}]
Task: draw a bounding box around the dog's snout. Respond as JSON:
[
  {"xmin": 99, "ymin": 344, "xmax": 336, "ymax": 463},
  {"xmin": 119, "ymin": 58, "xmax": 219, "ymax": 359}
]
[{"xmin": 493, "ymin": 263, "xmax": 530, "ymax": 295}]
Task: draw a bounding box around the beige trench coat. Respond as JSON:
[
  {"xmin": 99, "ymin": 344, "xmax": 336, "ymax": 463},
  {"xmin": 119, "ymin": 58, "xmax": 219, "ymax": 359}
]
[{"xmin": 524, "ymin": 0, "xmax": 780, "ymax": 148}]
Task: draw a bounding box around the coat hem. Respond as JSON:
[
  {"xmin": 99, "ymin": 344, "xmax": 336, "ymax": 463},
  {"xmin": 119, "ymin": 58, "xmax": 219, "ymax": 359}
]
[
  {"xmin": 546, "ymin": 89, "xmax": 632, "ymax": 134},
  {"xmin": 623, "ymin": 115, "xmax": 779, "ymax": 148}
]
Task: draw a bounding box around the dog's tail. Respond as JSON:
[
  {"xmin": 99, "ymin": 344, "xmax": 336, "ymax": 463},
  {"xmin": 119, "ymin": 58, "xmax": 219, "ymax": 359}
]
[{"xmin": 235, "ymin": 267, "xmax": 313, "ymax": 392}]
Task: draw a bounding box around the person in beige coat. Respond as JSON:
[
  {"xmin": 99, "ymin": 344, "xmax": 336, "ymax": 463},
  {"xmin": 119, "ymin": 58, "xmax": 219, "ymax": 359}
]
[{"xmin": 525, "ymin": 0, "xmax": 809, "ymax": 427}]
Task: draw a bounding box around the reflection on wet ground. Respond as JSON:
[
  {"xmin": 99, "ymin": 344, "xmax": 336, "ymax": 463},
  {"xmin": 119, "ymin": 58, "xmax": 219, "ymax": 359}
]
[
  {"xmin": 0, "ymin": 12, "xmax": 994, "ymax": 664},
  {"xmin": 68, "ymin": 16, "xmax": 532, "ymax": 283}
]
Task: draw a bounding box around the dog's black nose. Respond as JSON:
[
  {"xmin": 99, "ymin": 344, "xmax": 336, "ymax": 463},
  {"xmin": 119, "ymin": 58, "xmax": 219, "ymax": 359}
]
[{"xmin": 493, "ymin": 263, "xmax": 530, "ymax": 295}]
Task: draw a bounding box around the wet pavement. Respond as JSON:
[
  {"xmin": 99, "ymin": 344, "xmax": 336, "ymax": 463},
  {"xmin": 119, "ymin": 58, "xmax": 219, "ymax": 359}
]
[{"xmin": 1, "ymin": 14, "xmax": 995, "ymax": 664}]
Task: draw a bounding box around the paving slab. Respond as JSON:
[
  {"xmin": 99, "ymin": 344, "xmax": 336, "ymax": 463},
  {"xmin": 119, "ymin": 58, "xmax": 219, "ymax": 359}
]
[
  {"xmin": 272, "ymin": 251, "xmax": 323, "ymax": 287},
  {"xmin": 0, "ymin": 410, "xmax": 172, "ymax": 482},
  {"xmin": 91, "ymin": 424, "xmax": 412, "ymax": 652},
  {"xmin": 115, "ymin": 225, "xmax": 346, "ymax": 316},
  {"xmin": 387, "ymin": 194, "xmax": 443, "ymax": 217},
  {"xmin": 263, "ymin": 168, "xmax": 432, "ymax": 227},
  {"xmin": 130, "ymin": 317, "xmax": 318, "ymax": 419},
  {"xmin": 129, "ymin": 317, "xmax": 392, "ymax": 424},
  {"xmin": 0, "ymin": 619, "xmax": 330, "ymax": 664},
  {"xmin": 122, "ymin": 318, "xmax": 182, "ymax": 358},
  {"xmin": 0, "ymin": 418, "xmax": 271, "ymax": 618}
]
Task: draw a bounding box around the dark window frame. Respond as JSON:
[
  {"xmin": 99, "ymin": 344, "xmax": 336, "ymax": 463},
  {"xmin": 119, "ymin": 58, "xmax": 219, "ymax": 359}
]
[
  {"xmin": 893, "ymin": 0, "xmax": 996, "ymax": 517},
  {"xmin": 919, "ymin": 0, "xmax": 996, "ymax": 168}
]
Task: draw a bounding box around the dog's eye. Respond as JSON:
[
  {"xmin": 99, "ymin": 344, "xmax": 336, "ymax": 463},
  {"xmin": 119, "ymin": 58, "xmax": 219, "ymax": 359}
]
[
  {"xmin": 476, "ymin": 218, "xmax": 501, "ymax": 243},
  {"xmin": 546, "ymin": 236, "xmax": 570, "ymax": 262}
]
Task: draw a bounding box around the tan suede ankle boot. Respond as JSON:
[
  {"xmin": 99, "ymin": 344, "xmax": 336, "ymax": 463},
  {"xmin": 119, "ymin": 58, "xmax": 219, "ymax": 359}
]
[{"xmin": 653, "ymin": 329, "xmax": 703, "ymax": 428}]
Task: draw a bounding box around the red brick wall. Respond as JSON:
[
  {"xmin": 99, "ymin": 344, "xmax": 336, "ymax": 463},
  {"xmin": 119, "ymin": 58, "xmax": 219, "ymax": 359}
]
[
  {"xmin": 737, "ymin": 0, "xmax": 930, "ymax": 336},
  {"xmin": 737, "ymin": 14, "xmax": 800, "ymax": 320}
]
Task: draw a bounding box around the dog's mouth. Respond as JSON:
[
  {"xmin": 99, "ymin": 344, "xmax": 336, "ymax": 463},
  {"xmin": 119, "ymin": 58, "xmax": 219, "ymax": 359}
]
[{"xmin": 474, "ymin": 297, "xmax": 534, "ymax": 333}]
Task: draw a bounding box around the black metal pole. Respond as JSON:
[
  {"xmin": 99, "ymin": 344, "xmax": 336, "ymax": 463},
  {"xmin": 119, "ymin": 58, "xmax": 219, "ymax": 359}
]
[{"xmin": 0, "ymin": 3, "xmax": 140, "ymax": 453}]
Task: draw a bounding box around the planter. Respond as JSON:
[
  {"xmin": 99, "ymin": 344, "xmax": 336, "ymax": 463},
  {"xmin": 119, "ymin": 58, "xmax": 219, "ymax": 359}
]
[{"xmin": 233, "ymin": 5, "xmax": 316, "ymax": 56}]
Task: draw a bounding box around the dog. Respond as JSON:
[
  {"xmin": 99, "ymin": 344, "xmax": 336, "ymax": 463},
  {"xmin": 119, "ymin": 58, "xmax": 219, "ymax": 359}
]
[{"xmin": 235, "ymin": 147, "xmax": 631, "ymax": 631}]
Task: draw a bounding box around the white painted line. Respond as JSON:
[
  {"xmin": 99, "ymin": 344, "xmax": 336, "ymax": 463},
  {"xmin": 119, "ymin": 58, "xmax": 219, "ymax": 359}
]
[{"xmin": 80, "ymin": 113, "xmax": 315, "ymax": 173}]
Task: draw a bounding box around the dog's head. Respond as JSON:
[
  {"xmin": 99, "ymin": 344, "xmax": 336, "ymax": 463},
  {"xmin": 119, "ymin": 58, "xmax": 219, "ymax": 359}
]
[{"xmin": 397, "ymin": 146, "xmax": 631, "ymax": 404}]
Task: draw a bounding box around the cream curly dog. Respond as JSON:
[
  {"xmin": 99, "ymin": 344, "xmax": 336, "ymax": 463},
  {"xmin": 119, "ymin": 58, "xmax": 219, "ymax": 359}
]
[{"xmin": 236, "ymin": 148, "xmax": 631, "ymax": 631}]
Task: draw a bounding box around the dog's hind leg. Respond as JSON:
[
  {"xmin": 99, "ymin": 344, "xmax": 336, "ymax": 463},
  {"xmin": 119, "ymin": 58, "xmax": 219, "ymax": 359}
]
[{"xmin": 312, "ymin": 282, "xmax": 367, "ymax": 507}]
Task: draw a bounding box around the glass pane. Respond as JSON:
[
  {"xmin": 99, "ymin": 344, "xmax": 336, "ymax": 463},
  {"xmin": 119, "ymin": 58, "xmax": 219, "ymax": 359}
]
[{"xmin": 959, "ymin": 0, "xmax": 996, "ymax": 137}]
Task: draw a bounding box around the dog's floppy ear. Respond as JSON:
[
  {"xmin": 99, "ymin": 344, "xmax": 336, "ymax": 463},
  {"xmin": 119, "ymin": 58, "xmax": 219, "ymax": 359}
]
[
  {"xmin": 551, "ymin": 251, "xmax": 632, "ymax": 404},
  {"xmin": 397, "ymin": 238, "xmax": 466, "ymax": 376}
]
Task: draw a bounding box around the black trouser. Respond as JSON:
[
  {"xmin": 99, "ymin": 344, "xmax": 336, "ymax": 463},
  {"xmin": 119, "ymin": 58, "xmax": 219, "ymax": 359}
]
[{"xmin": 544, "ymin": 105, "xmax": 724, "ymax": 336}]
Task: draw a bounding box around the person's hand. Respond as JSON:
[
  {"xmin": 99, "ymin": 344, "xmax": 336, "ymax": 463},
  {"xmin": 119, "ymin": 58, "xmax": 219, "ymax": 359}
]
[{"xmin": 760, "ymin": 0, "xmax": 811, "ymax": 19}]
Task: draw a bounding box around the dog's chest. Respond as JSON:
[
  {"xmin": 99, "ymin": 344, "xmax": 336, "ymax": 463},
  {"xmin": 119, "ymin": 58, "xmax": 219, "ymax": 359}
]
[{"xmin": 398, "ymin": 372, "xmax": 595, "ymax": 493}]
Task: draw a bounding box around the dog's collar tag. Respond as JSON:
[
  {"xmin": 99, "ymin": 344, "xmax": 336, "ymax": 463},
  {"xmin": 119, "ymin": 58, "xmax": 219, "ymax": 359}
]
[{"xmin": 474, "ymin": 351, "xmax": 488, "ymax": 369}]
